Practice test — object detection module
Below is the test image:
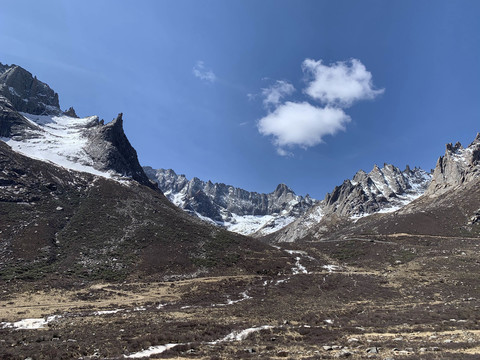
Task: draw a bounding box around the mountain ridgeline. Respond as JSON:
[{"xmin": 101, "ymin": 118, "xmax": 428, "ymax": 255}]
[
  {"xmin": 143, "ymin": 167, "xmax": 317, "ymax": 236},
  {"xmin": 145, "ymin": 163, "xmax": 432, "ymax": 238}
]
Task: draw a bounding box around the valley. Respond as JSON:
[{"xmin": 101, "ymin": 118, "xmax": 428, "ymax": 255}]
[
  {"xmin": 2, "ymin": 233, "xmax": 480, "ymax": 359},
  {"xmin": 1, "ymin": 61, "xmax": 480, "ymax": 359}
]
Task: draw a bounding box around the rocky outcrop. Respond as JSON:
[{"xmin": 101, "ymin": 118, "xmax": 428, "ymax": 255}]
[
  {"xmin": 0, "ymin": 63, "xmax": 60, "ymax": 115},
  {"xmin": 143, "ymin": 167, "xmax": 317, "ymax": 234},
  {"xmin": 85, "ymin": 113, "xmax": 154, "ymax": 188},
  {"xmin": 0, "ymin": 96, "xmax": 39, "ymax": 138},
  {"xmin": 426, "ymin": 134, "xmax": 480, "ymax": 195},
  {"xmin": 64, "ymin": 107, "xmax": 79, "ymax": 118}
]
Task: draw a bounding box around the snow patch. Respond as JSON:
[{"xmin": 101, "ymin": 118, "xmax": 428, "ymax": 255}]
[
  {"xmin": 1, "ymin": 315, "xmax": 61, "ymax": 330},
  {"xmin": 125, "ymin": 343, "xmax": 181, "ymax": 358},
  {"xmin": 219, "ymin": 325, "xmax": 273, "ymax": 342},
  {"xmin": 1, "ymin": 113, "xmax": 123, "ymax": 180}
]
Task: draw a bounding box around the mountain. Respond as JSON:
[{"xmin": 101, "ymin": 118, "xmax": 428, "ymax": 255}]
[
  {"xmin": 0, "ymin": 63, "xmax": 290, "ymax": 283},
  {"xmin": 272, "ymin": 163, "xmax": 431, "ymax": 242},
  {"xmin": 0, "ymin": 62, "xmax": 153, "ymax": 188},
  {"xmin": 143, "ymin": 167, "xmax": 317, "ymax": 236},
  {"xmin": 323, "ymin": 163, "xmax": 431, "ymax": 217},
  {"xmin": 0, "ymin": 141, "xmax": 289, "ymax": 283}
]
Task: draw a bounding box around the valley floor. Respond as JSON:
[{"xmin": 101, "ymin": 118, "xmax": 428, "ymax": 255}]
[{"xmin": 1, "ymin": 234, "xmax": 480, "ymax": 359}]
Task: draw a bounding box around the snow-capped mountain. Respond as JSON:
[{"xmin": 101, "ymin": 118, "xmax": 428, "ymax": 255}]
[
  {"xmin": 143, "ymin": 167, "xmax": 317, "ymax": 236},
  {"xmin": 273, "ymin": 164, "xmax": 431, "ymax": 242},
  {"xmin": 323, "ymin": 163, "xmax": 431, "ymax": 217},
  {"xmin": 0, "ymin": 62, "xmax": 153, "ymax": 188}
]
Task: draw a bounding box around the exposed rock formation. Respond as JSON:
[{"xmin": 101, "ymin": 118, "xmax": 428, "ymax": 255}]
[
  {"xmin": 0, "ymin": 96, "xmax": 39, "ymax": 138},
  {"xmin": 0, "ymin": 63, "xmax": 60, "ymax": 115},
  {"xmin": 143, "ymin": 167, "xmax": 317, "ymax": 235},
  {"xmin": 324, "ymin": 164, "xmax": 431, "ymax": 217},
  {"xmin": 272, "ymin": 164, "xmax": 431, "ymax": 243},
  {"xmin": 64, "ymin": 106, "xmax": 79, "ymax": 118},
  {"xmin": 0, "ymin": 63, "xmax": 154, "ymax": 189},
  {"xmin": 84, "ymin": 113, "xmax": 154, "ymax": 188},
  {"xmin": 426, "ymin": 134, "xmax": 480, "ymax": 195}
]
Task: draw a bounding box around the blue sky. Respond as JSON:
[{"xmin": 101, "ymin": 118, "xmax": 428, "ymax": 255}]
[{"xmin": 1, "ymin": 1, "xmax": 479, "ymax": 198}]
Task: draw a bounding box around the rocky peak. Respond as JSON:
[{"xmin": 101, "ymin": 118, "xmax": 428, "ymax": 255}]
[
  {"xmin": 427, "ymin": 134, "xmax": 480, "ymax": 195},
  {"xmin": 64, "ymin": 106, "xmax": 79, "ymax": 118},
  {"xmin": 84, "ymin": 113, "xmax": 155, "ymax": 188},
  {"xmin": 0, "ymin": 63, "xmax": 60, "ymax": 115},
  {"xmin": 273, "ymin": 183, "xmax": 292, "ymax": 197}
]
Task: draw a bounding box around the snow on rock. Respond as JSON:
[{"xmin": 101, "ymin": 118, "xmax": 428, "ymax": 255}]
[
  {"xmin": 2, "ymin": 113, "xmax": 115, "ymax": 178},
  {"xmin": 143, "ymin": 167, "xmax": 317, "ymax": 236}
]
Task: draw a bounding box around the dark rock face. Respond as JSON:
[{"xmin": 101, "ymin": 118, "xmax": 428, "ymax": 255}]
[
  {"xmin": 0, "ymin": 97, "xmax": 39, "ymax": 138},
  {"xmin": 64, "ymin": 106, "xmax": 79, "ymax": 118},
  {"xmin": 0, "ymin": 63, "xmax": 60, "ymax": 115},
  {"xmin": 85, "ymin": 113, "xmax": 154, "ymax": 188},
  {"xmin": 427, "ymin": 134, "xmax": 480, "ymax": 195},
  {"xmin": 143, "ymin": 167, "xmax": 317, "ymax": 229}
]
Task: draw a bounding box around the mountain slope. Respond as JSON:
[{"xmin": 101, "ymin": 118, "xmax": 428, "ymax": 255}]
[
  {"xmin": 0, "ymin": 141, "xmax": 289, "ymax": 283},
  {"xmin": 143, "ymin": 167, "xmax": 317, "ymax": 236}
]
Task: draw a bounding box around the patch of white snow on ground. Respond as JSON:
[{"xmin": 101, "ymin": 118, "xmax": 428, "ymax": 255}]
[
  {"xmin": 219, "ymin": 325, "xmax": 274, "ymax": 342},
  {"xmin": 1, "ymin": 315, "xmax": 61, "ymax": 330},
  {"xmin": 323, "ymin": 265, "xmax": 341, "ymax": 273},
  {"xmin": 93, "ymin": 309, "xmax": 124, "ymax": 315},
  {"xmin": 292, "ymin": 257, "xmax": 308, "ymax": 274},
  {"xmin": 125, "ymin": 324, "xmax": 275, "ymax": 358},
  {"xmin": 125, "ymin": 343, "xmax": 181, "ymax": 358}
]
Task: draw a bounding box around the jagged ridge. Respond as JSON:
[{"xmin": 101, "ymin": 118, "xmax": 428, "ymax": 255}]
[{"xmin": 143, "ymin": 167, "xmax": 317, "ymax": 235}]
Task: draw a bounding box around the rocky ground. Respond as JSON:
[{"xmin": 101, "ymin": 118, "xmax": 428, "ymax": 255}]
[{"xmin": 1, "ymin": 232, "xmax": 479, "ymax": 359}]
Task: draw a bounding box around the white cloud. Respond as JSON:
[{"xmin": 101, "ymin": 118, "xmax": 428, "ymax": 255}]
[
  {"xmin": 257, "ymin": 101, "xmax": 350, "ymax": 155},
  {"xmin": 261, "ymin": 80, "xmax": 295, "ymax": 108},
  {"xmin": 192, "ymin": 61, "xmax": 216, "ymax": 82},
  {"xmin": 302, "ymin": 58, "xmax": 384, "ymax": 107}
]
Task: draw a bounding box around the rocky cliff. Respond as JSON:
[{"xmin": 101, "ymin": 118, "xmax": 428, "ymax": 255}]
[
  {"xmin": 426, "ymin": 134, "xmax": 480, "ymax": 195},
  {"xmin": 0, "ymin": 63, "xmax": 60, "ymax": 115}
]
